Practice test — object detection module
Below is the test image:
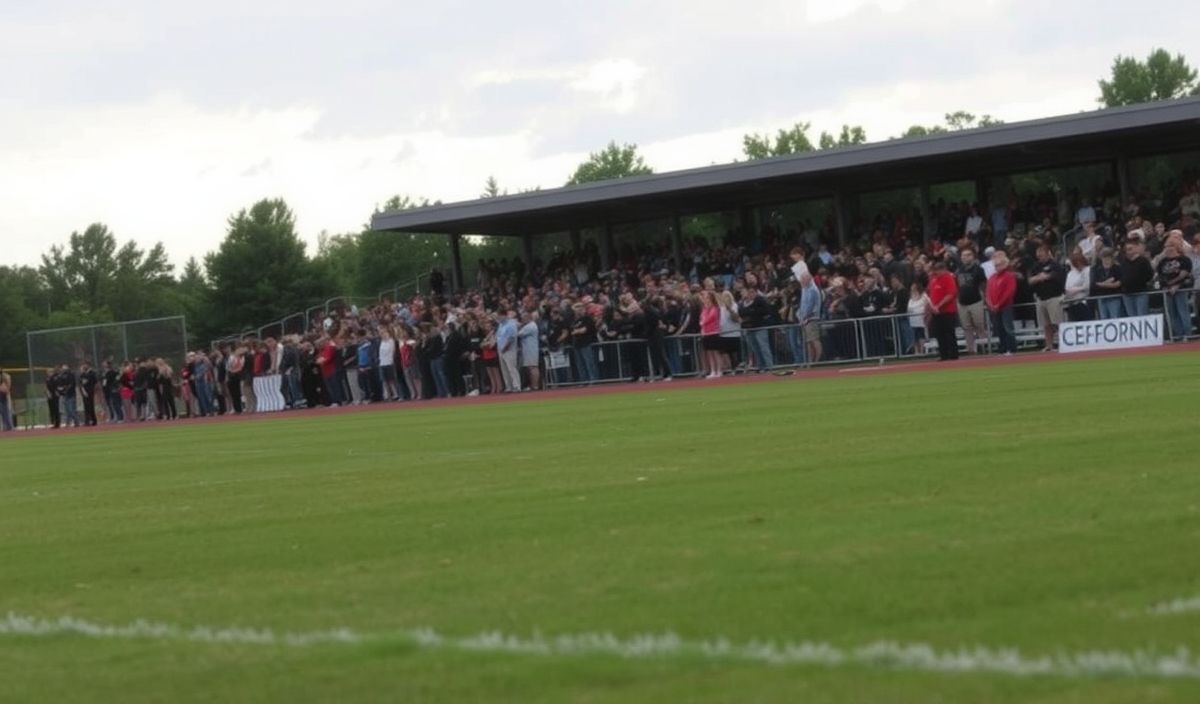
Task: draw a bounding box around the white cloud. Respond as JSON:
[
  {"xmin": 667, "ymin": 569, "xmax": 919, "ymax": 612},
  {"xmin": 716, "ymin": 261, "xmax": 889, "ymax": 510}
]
[{"xmin": 2, "ymin": 0, "xmax": 1196, "ymax": 272}]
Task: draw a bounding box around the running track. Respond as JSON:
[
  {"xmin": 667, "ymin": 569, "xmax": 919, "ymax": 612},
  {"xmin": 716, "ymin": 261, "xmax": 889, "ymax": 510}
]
[{"xmin": 8, "ymin": 342, "xmax": 1197, "ymax": 439}]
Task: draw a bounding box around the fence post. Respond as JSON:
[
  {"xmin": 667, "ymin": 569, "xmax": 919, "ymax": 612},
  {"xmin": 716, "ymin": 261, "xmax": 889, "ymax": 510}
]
[{"xmin": 892, "ymin": 316, "xmax": 902, "ymax": 359}]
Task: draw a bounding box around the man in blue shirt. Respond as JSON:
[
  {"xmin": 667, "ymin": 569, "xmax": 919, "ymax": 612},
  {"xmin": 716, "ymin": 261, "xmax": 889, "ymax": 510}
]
[
  {"xmin": 797, "ymin": 272, "xmax": 823, "ymax": 365},
  {"xmin": 495, "ymin": 311, "xmax": 521, "ymax": 392},
  {"xmin": 356, "ymin": 332, "xmax": 374, "ymax": 404}
]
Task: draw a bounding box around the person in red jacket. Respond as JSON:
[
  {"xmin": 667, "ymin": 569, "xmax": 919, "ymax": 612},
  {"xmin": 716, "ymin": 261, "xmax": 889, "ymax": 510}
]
[
  {"xmin": 986, "ymin": 251, "xmax": 1018, "ymax": 356},
  {"xmin": 927, "ymin": 258, "xmax": 960, "ymax": 361}
]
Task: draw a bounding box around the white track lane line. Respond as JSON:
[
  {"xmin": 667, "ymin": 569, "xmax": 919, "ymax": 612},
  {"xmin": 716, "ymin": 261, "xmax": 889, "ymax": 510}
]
[{"xmin": 3, "ymin": 612, "xmax": 1200, "ymax": 680}]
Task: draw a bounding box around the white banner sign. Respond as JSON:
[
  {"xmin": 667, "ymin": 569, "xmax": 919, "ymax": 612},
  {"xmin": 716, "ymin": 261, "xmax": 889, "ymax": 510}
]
[{"xmin": 1058, "ymin": 314, "xmax": 1164, "ymax": 354}]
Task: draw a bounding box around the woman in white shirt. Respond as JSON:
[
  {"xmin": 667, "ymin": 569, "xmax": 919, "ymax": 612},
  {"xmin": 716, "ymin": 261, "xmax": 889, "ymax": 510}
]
[
  {"xmin": 717, "ymin": 290, "xmax": 742, "ymax": 373},
  {"xmin": 1064, "ymin": 247, "xmax": 1093, "ymax": 322},
  {"xmin": 378, "ymin": 327, "xmax": 400, "ymax": 401},
  {"xmin": 907, "ymin": 281, "xmax": 931, "ymax": 355}
]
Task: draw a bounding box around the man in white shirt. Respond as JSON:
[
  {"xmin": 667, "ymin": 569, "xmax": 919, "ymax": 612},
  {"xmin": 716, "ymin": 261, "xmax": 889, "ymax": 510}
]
[
  {"xmin": 981, "ymin": 247, "xmax": 997, "ymax": 279},
  {"xmin": 1077, "ymin": 221, "xmax": 1103, "ymax": 263},
  {"xmin": 1075, "ymin": 200, "xmax": 1097, "ymax": 226},
  {"xmin": 789, "ymin": 246, "xmax": 810, "ymax": 282}
]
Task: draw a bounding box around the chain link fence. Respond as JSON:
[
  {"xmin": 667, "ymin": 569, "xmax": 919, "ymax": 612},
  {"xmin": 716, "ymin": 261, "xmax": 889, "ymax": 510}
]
[{"xmin": 21, "ymin": 316, "xmax": 188, "ymax": 428}]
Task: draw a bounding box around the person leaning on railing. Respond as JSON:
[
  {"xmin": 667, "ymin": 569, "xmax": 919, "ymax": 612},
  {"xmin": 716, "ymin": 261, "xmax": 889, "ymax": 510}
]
[
  {"xmin": 0, "ymin": 367, "xmax": 13, "ymax": 432},
  {"xmin": 1156, "ymin": 239, "xmax": 1194, "ymax": 341},
  {"xmin": 986, "ymin": 251, "xmax": 1018, "ymax": 356},
  {"xmin": 1063, "ymin": 248, "xmax": 1093, "ymax": 322},
  {"xmin": 1090, "ymin": 248, "xmax": 1123, "ymax": 320}
]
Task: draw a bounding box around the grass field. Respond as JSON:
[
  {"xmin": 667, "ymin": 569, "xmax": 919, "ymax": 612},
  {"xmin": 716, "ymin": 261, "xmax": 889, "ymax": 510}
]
[{"xmin": 3, "ymin": 352, "xmax": 1200, "ymax": 703}]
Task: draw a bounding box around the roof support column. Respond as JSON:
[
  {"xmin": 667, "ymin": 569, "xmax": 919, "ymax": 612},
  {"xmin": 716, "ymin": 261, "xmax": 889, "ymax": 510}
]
[
  {"xmin": 569, "ymin": 228, "xmax": 582, "ymax": 256},
  {"xmin": 1115, "ymin": 153, "xmax": 1131, "ymax": 207},
  {"xmin": 449, "ymin": 233, "xmax": 464, "ymax": 293},
  {"xmin": 919, "ymin": 182, "xmax": 934, "ymax": 243},
  {"xmin": 601, "ymin": 223, "xmax": 614, "ymax": 271},
  {"xmin": 738, "ymin": 206, "xmax": 754, "ymax": 247},
  {"xmin": 521, "ymin": 233, "xmax": 535, "ymax": 274},
  {"xmin": 671, "ymin": 213, "xmax": 684, "ymax": 275},
  {"xmin": 833, "ymin": 191, "xmax": 851, "ymax": 248}
]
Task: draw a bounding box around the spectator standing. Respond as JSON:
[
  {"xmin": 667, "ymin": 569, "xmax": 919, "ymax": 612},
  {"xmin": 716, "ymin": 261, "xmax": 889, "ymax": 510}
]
[
  {"xmin": 57, "ymin": 364, "xmax": 80, "ymax": 427},
  {"xmin": 378, "ymin": 328, "xmax": 400, "ymax": 401},
  {"xmin": 1028, "ymin": 245, "xmax": 1066, "ymax": 351},
  {"xmin": 955, "ymin": 248, "xmax": 988, "ymax": 354},
  {"xmin": 0, "ymin": 367, "xmax": 13, "ymax": 431},
  {"xmin": 927, "ymin": 260, "xmax": 960, "ymax": 361},
  {"xmin": 1120, "ymin": 239, "xmax": 1154, "ymax": 317},
  {"xmin": 738, "ymin": 284, "xmax": 774, "ymax": 371},
  {"xmin": 316, "ymin": 336, "xmax": 343, "ymax": 407},
  {"xmin": 1156, "ymin": 240, "xmax": 1194, "ymax": 340},
  {"xmin": 518, "ymin": 313, "xmax": 541, "ymax": 390},
  {"xmin": 699, "ymin": 290, "xmax": 722, "ymax": 379},
  {"xmin": 192, "ymin": 350, "xmax": 214, "ymax": 416},
  {"xmin": 225, "ymin": 348, "xmax": 244, "ymax": 414},
  {"xmin": 497, "ymin": 310, "xmax": 521, "ymax": 392},
  {"xmin": 101, "ymin": 360, "xmax": 123, "ymax": 423},
  {"xmin": 79, "ymin": 361, "xmax": 98, "ymax": 426},
  {"xmin": 240, "ymin": 342, "xmax": 257, "ymax": 413},
  {"xmin": 444, "ymin": 322, "xmax": 469, "ymax": 397},
  {"xmin": 45, "ymin": 368, "xmax": 61, "ymax": 429},
  {"xmin": 1063, "ymin": 248, "xmax": 1093, "ymax": 322},
  {"xmin": 1091, "ymin": 248, "xmax": 1123, "ymax": 319},
  {"xmin": 717, "ymin": 290, "xmax": 743, "ymax": 373},
  {"xmin": 797, "ymin": 272, "xmax": 823, "ymax": 364},
  {"xmin": 570, "ymin": 303, "xmax": 600, "ymax": 383},
  {"xmin": 479, "ymin": 319, "xmax": 502, "ymax": 394},
  {"xmin": 986, "ymin": 251, "xmax": 1018, "ymax": 356}
]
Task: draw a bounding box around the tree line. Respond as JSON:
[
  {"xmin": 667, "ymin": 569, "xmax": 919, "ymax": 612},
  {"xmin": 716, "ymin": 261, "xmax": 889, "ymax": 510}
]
[{"xmin": 1, "ymin": 48, "xmax": 1194, "ymax": 363}]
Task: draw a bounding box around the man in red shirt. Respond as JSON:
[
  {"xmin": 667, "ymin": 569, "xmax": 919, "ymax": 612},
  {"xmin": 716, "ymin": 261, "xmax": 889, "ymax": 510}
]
[
  {"xmin": 927, "ymin": 259, "xmax": 960, "ymax": 361},
  {"xmin": 986, "ymin": 251, "xmax": 1018, "ymax": 356},
  {"xmin": 316, "ymin": 336, "xmax": 343, "ymax": 406}
]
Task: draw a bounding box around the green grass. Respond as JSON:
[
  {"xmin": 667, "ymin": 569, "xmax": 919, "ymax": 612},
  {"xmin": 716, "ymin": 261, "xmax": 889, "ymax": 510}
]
[{"xmin": 3, "ymin": 352, "xmax": 1200, "ymax": 702}]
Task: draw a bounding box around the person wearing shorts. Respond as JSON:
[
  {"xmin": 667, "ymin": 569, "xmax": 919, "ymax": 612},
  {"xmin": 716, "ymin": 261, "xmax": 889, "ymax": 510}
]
[{"xmin": 1028, "ymin": 244, "xmax": 1065, "ymax": 351}]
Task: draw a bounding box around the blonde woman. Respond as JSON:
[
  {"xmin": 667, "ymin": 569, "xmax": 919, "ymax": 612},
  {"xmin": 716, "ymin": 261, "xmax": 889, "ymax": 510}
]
[
  {"xmin": 397, "ymin": 326, "xmax": 422, "ymax": 401},
  {"xmin": 717, "ymin": 290, "xmax": 742, "ymax": 373},
  {"xmin": 0, "ymin": 367, "xmax": 13, "ymax": 431},
  {"xmin": 698, "ymin": 290, "xmax": 722, "ymax": 378}
]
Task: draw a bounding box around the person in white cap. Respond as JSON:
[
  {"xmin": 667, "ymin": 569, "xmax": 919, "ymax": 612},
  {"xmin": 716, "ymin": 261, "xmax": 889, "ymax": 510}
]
[{"xmin": 981, "ymin": 246, "xmax": 997, "ymax": 279}]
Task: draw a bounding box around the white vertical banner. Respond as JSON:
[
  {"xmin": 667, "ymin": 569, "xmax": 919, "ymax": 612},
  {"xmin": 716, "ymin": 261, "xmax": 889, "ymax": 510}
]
[
  {"xmin": 1058, "ymin": 314, "xmax": 1164, "ymax": 354},
  {"xmin": 253, "ymin": 374, "xmax": 286, "ymax": 412}
]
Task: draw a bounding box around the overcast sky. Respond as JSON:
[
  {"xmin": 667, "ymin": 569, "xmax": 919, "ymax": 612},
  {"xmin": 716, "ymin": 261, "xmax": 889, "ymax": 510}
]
[{"xmin": 2, "ymin": 0, "xmax": 1192, "ymax": 269}]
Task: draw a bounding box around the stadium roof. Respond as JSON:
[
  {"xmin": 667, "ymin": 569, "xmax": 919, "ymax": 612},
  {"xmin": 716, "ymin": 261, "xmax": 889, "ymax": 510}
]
[{"xmin": 372, "ymin": 97, "xmax": 1200, "ymax": 236}]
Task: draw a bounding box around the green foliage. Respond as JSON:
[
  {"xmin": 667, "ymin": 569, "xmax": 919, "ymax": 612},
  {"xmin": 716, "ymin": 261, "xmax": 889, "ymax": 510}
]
[
  {"xmin": 898, "ymin": 111, "xmax": 1003, "ymax": 139},
  {"xmin": 1099, "ymin": 48, "xmax": 1199, "ymax": 106},
  {"xmin": 743, "ymin": 122, "xmax": 815, "ymax": 159},
  {"xmin": 744, "ymin": 122, "xmax": 867, "ymax": 159},
  {"xmin": 818, "ymin": 124, "xmax": 868, "ymax": 150},
  {"xmin": 203, "ymin": 199, "xmax": 335, "ymax": 334},
  {"xmin": 566, "ymin": 142, "xmax": 652, "ymax": 185},
  {"xmin": 481, "ymin": 175, "xmax": 505, "ymax": 198}
]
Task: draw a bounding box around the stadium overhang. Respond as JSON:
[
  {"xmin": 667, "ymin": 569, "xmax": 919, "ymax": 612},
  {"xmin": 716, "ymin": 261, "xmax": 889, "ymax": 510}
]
[{"xmin": 371, "ymin": 97, "xmax": 1200, "ymax": 286}]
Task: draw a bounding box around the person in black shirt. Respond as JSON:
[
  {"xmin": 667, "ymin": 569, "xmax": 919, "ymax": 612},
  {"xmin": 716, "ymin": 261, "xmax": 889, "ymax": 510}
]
[
  {"xmin": 444, "ymin": 322, "xmax": 468, "ymax": 397},
  {"xmin": 1027, "ymin": 245, "xmax": 1066, "ymax": 351},
  {"xmin": 738, "ymin": 284, "xmax": 774, "ymax": 370},
  {"xmin": 1090, "ymin": 248, "xmax": 1123, "ymax": 319},
  {"xmin": 1156, "ymin": 240, "xmax": 1194, "ymax": 340},
  {"xmin": 643, "ymin": 296, "xmax": 672, "ymax": 380},
  {"xmin": 955, "ymin": 248, "xmax": 988, "ymax": 354},
  {"xmin": 45, "ymin": 370, "xmax": 61, "ymax": 429},
  {"xmin": 570, "ymin": 303, "xmax": 599, "ymax": 383},
  {"xmin": 1120, "ymin": 239, "xmax": 1154, "ymax": 316},
  {"xmin": 79, "ymin": 361, "xmax": 99, "ymax": 426},
  {"xmin": 101, "ymin": 359, "xmax": 123, "ymax": 423},
  {"xmin": 56, "ymin": 364, "xmax": 80, "ymax": 428},
  {"xmin": 855, "ymin": 275, "xmax": 891, "ymax": 357}
]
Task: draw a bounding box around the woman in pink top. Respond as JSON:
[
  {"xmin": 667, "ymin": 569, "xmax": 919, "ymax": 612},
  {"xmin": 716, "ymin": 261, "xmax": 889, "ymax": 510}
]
[{"xmin": 699, "ymin": 290, "xmax": 722, "ymax": 379}]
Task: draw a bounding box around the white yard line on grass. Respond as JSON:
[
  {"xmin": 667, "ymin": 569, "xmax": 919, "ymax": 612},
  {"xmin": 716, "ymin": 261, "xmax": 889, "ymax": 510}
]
[
  {"xmin": 1148, "ymin": 596, "xmax": 1200, "ymax": 615},
  {"xmin": 3, "ymin": 612, "xmax": 1200, "ymax": 680}
]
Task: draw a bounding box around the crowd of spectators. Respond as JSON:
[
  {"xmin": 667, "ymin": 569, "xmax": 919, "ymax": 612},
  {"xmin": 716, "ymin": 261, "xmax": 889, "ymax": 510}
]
[{"xmin": 8, "ymin": 173, "xmax": 1198, "ymax": 430}]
